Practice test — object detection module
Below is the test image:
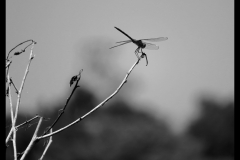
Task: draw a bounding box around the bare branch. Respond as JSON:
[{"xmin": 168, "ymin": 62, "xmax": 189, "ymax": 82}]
[
  {"xmin": 6, "ymin": 40, "xmax": 35, "ymax": 60},
  {"xmin": 6, "ymin": 60, "xmax": 12, "ymax": 68},
  {"xmin": 20, "ymin": 117, "xmax": 43, "ymax": 160},
  {"xmin": 10, "ymin": 78, "xmax": 19, "ymax": 94},
  {"xmin": 16, "ymin": 115, "xmax": 40, "ymax": 129},
  {"xmin": 6, "ymin": 115, "xmax": 40, "ymax": 148},
  {"xmin": 39, "ymin": 129, "xmax": 53, "ymax": 160},
  {"xmin": 13, "ymin": 42, "xmax": 36, "ymax": 131},
  {"xmin": 6, "ymin": 74, "xmax": 18, "ymax": 158},
  {"xmin": 5, "ymin": 75, "xmax": 14, "ymax": 148},
  {"xmin": 42, "ymin": 69, "xmax": 83, "ymax": 136},
  {"xmin": 6, "ymin": 42, "xmax": 36, "ymax": 158},
  {"xmin": 39, "ymin": 58, "xmax": 140, "ymax": 140}
]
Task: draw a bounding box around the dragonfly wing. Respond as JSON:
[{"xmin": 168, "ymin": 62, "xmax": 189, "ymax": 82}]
[
  {"xmin": 109, "ymin": 41, "xmax": 131, "ymax": 49},
  {"xmin": 144, "ymin": 42, "xmax": 159, "ymax": 50},
  {"xmin": 141, "ymin": 37, "xmax": 168, "ymax": 42},
  {"xmin": 116, "ymin": 40, "xmax": 132, "ymax": 43}
]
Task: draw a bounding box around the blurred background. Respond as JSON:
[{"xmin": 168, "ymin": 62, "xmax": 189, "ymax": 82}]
[{"xmin": 6, "ymin": 0, "xmax": 234, "ymax": 160}]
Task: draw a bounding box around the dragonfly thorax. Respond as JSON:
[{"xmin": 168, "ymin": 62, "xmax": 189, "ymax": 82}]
[{"xmin": 134, "ymin": 40, "xmax": 146, "ymax": 49}]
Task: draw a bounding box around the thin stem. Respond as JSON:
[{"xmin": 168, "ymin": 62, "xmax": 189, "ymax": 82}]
[
  {"xmin": 6, "ymin": 39, "xmax": 34, "ymax": 60},
  {"xmin": 42, "ymin": 69, "xmax": 83, "ymax": 136},
  {"xmin": 6, "ymin": 115, "xmax": 40, "ymax": 147},
  {"xmin": 6, "ymin": 60, "xmax": 12, "ymax": 89},
  {"xmin": 10, "ymin": 78, "xmax": 19, "ymax": 94},
  {"xmin": 20, "ymin": 117, "xmax": 43, "ymax": 160},
  {"xmin": 39, "ymin": 58, "xmax": 140, "ymax": 140},
  {"xmin": 12, "ymin": 129, "xmax": 17, "ymax": 160},
  {"xmin": 39, "ymin": 129, "xmax": 53, "ymax": 160},
  {"xmin": 6, "ymin": 74, "xmax": 18, "ymax": 158},
  {"xmin": 16, "ymin": 115, "xmax": 40, "ymax": 129},
  {"xmin": 5, "ymin": 74, "xmax": 15, "ymax": 148},
  {"xmin": 6, "ymin": 60, "xmax": 12, "ymax": 68},
  {"xmin": 9, "ymin": 43, "xmax": 35, "ymax": 159},
  {"xmin": 13, "ymin": 43, "xmax": 35, "ymax": 131}
]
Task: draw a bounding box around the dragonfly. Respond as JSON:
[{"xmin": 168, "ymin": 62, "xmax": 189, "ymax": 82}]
[{"xmin": 110, "ymin": 27, "xmax": 168, "ymax": 66}]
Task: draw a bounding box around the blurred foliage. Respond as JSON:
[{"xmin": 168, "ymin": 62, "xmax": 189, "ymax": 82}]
[
  {"xmin": 188, "ymin": 97, "xmax": 234, "ymax": 160},
  {"xmin": 6, "ymin": 88, "xmax": 234, "ymax": 160}
]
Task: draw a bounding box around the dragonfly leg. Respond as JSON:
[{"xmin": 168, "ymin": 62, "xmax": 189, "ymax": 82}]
[
  {"xmin": 135, "ymin": 48, "xmax": 140, "ymax": 59},
  {"xmin": 140, "ymin": 52, "xmax": 148, "ymax": 66}
]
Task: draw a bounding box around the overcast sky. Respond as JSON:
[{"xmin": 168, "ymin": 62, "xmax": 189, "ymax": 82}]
[{"xmin": 6, "ymin": 0, "xmax": 234, "ymax": 133}]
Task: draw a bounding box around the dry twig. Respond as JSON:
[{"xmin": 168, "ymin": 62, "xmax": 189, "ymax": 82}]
[{"xmin": 39, "ymin": 58, "xmax": 141, "ymax": 140}]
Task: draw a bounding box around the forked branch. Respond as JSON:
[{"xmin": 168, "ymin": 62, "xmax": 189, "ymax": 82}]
[{"xmin": 38, "ymin": 57, "xmax": 141, "ymax": 140}]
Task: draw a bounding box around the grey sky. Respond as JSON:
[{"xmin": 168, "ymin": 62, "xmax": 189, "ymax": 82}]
[{"xmin": 6, "ymin": 0, "xmax": 234, "ymax": 133}]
